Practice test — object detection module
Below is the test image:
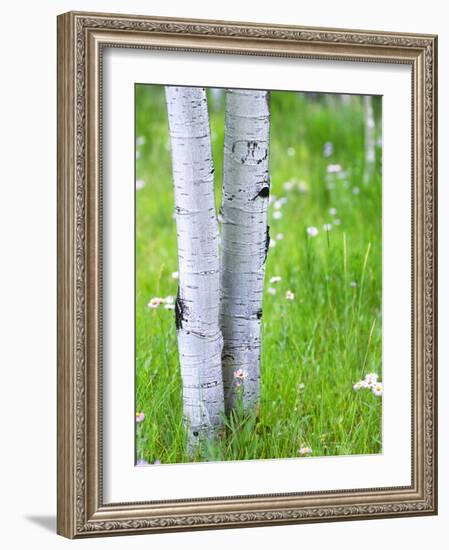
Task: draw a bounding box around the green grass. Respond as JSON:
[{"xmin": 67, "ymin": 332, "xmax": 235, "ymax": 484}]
[{"xmin": 135, "ymin": 86, "xmax": 382, "ymax": 464}]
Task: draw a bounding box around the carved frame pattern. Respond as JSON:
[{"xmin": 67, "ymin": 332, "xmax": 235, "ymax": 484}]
[{"xmin": 57, "ymin": 11, "xmax": 437, "ymax": 538}]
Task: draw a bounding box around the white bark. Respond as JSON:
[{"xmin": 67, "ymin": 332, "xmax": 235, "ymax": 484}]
[
  {"xmin": 219, "ymin": 89, "xmax": 271, "ymax": 414},
  {"xmin": 363, "ymin": 95, "xmax": 376, "ymax": 185},
  {"xmin": 165, "ymin": 86, "xmax": 224, "ymax": 451}
]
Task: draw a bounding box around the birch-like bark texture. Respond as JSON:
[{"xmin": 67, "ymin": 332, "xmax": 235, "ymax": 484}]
[
  {"xmin": 363, "ymin": 95, "xmax": 376, "ymax": 185},
  {"xmin": 220, "ymin": 89, "xmax": 271, "ymax": 414},
  {"xmin": 165, "ymin": 86, "xmax": 224, "ymax": 451}
]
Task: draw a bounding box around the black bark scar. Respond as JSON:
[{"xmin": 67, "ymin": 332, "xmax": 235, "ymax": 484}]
[
  {"xmin": 252, "ymin": 185, "xmax": 270, "ymax": 200},
  {"xmin": 232, "ymin": 140, "xmax": 268, "ymax": 165},
  {"xmin": 256, "ymin": 149, "xmax": 268, "ymax": 164},
  {"xmin": 175, "ymin": 287, "xmax": 187, "ymax": 330},
  {"xmin": 264, "ymin": 225, "xmax": 270, "ymax": 263}
]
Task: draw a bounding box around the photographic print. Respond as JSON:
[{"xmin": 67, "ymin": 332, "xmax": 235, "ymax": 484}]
[
  {"xmin": 135, "ymin": 85, "xmax": 382, "ymax": 465},
  {"xmin": 57, "ymin": 12, "xmax": 437, "ymax": 537}
]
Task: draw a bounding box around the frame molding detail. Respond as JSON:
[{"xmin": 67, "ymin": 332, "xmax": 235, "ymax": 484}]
[{"xmin": 57, "ymin": 11, "xmax": 437, "ymax": 538}]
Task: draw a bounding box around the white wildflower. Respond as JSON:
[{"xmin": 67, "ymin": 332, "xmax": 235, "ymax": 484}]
[
  {"xmin": 233, "ymin": 368, "xmax": 247, "ymax": 380},
  {"xmin": 323, "ymin": 141, "xmax": 333, "ymax": 157},
  {"xmin": 323, "ymin": 223, "xmax": 332, "ymax": 231},
  {"xmin": 234, "ymin": 368, "xmax": 247, "ymax": 387},
  {"xmin": 364, "ymin": 373, "xmax": 378, "ymax": 387},
  {"xmin": 273, "ymin": 211, "xmax": 283, "ymax": 220},
  {"xmin": 286, "ymin": 290, "xmax": 295, "ymax": 300},
  {"xmin": 329, "ymin": 207, "xmax": 337, "ymax": 216},
  {"xmin": 136, "ymin": 136, "xmax": 146, "ymax": 146},
  {"xmin": 171, "ymin": 271, "xmax": 179, "ymax": 280},
  {"xmin": 276, "ymin": 233, "xmax": 284, "ymax": 240},
  {"xmin": 307, "ymin": 226, "xmax": 319, "ymax": 237},
  {"xmin": 147, "ymin": 297, "xmax": 164, "ymax": 309},
  {"xmin": 136, "ymin": 179, "xmax": 145, "ymax": 190},
  {"xmin": 270, "ymin": 276, "xmax": 282, "ymax": 284},
  {"xmin": 327, "ymin": 164, "xmax": 342, "ymax": 173},
  {"xmin": 267, "ymin": 287, "xmax": 277, "ymax": 295},
  {"xmin": 298, "ymin": 446, "xmax": 313, "ymax": 456},
  {"xmin": 287, "ymin": 147, "xmax": 296, "ymax": 157},
  {"xmin": 297, "ymin": 181, "xmax": 309, "ymax": 193},
  {"xmin": 353, "ymin": 373, "xmax": 382, "ymax": 395},
  {"xmin": 274, "ymin": 197, "xmax": 287, "ymax": 210}
]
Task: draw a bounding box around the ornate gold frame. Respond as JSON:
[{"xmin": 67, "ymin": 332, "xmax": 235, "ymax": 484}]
[{"xmin": 57, "ymin": 11, "xmax": 438, "ymax": 538}]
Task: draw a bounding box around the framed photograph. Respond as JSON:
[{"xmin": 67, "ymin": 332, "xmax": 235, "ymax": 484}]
[{"xmin": 57, "ymin": 11, "xmax": 438, "ymax": 538}]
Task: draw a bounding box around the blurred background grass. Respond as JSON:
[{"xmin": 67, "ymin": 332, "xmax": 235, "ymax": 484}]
[{"xmin": 135, "ymin": 86, "xmax": 382, "ymax": 464}]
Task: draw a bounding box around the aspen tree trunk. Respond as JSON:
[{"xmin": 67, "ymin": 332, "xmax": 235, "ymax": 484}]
[
  {"xmin": 165, "ymin": 86, "xmax": 224, "ymax": 452},
  {"xmin": 363, "ymin": 95, "xmax": 376, "ymax": 185},
  {"xmin": 220, "ymin": 89, "xmax": 271, "ymax": 414}
]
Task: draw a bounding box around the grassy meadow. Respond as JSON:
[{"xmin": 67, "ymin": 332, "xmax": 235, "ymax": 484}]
[{"xmin": 135, "ymin": 86, "xmax": 382, "ymax": 465}]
